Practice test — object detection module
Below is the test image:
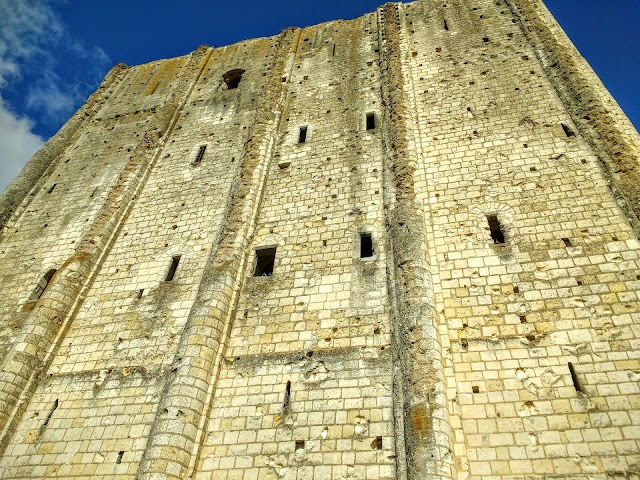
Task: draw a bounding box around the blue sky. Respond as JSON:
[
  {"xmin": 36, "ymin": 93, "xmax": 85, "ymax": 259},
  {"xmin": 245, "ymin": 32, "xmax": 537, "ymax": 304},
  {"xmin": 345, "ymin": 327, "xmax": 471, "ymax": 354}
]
[{"xmin": 0, "ymin": 0, "xmax": 638, "ymax": 191}]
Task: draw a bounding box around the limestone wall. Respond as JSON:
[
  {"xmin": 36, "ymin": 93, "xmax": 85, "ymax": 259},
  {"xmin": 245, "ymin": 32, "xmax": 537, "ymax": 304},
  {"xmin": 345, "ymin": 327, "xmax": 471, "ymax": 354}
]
[{"xmin": 0, "ymin": 0, "xmax": 638, "ymax": 479}]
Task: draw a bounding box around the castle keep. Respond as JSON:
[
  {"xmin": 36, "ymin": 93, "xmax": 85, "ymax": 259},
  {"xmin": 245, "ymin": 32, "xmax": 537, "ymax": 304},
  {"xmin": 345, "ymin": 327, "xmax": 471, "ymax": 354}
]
[{"xmin": 1, "ymin": 0, "xmax": 640, "ymax": 478}]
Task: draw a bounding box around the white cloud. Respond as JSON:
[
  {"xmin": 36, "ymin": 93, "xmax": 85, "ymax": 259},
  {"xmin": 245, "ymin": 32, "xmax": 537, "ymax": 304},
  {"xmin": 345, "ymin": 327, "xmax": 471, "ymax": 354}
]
[
  {"xmin": 0, "ymin": 0, "xmax": 62, "ymax": 87},
  {"xmin": 0, "ymin": 97, "xmax": 44, "ymax": 192},
  {"xmin": 0, "ymin": 0, "xmax": 110, "ymax": 193}
]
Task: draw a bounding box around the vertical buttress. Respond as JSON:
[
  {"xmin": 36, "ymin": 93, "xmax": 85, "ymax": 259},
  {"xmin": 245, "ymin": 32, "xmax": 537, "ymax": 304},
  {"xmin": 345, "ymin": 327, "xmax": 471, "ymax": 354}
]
[
  {"xmin": 0, "ymin": 47, "xmax": 211, "ymax": 456},
  {"xmin": 377, "ymin": 3, "xmax": 457, "ymax": 479},
  {"xmin": 136, "ymin": 28, "xmax": 301, "ymax": 480}
]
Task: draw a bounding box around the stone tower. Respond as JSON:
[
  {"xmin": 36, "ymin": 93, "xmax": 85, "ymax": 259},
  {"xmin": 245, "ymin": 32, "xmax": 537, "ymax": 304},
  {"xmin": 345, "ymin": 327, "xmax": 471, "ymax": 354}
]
[{"xmin": 1, "ymin": 0, "xmax": 639, "ymax": 478}]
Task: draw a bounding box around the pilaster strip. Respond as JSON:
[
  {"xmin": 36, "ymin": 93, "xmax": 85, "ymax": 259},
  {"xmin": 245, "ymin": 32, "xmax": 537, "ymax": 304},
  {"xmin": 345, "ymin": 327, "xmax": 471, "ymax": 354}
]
[
  {"xmin": 136, "ymin": 29, "xmax": 301, "ymax": 480},
  {"xmin": 0, "ymin": 47, "xmax": 212, "ymax": 456},
  {"xmin": 377, "ymin": 3, "xmax": 456, "ymax": 479}
]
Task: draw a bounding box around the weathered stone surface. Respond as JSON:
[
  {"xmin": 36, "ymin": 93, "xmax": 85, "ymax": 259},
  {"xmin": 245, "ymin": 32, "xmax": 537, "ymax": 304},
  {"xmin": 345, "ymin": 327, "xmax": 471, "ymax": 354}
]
[{"xmin": 0, "ymin": 0, "xmax": 639, "ymax": 479}]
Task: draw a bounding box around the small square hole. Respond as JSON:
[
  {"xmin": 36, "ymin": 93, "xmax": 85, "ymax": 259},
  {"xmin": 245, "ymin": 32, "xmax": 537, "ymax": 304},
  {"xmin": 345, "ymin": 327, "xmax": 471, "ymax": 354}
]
[
  {"xmin": 295, "ymin": 440, "xmax": 305, "ymax": 451},
  {"xmin": 472, "ymin": 386, "xmax": 480, "ymax": 393},
  {"xmin": 371, "ymin": 436, "xmax": 383, "ymax": 450},
  {"xmin": 254, "ymin": 247, "xmax": 276, "ymax": 276}
]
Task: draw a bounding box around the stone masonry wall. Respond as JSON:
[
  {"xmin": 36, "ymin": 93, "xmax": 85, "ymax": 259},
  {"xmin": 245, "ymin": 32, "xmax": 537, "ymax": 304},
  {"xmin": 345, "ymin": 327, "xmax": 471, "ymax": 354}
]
[{"xmin": 0, "ymin": 0, "xmax": 639, "ymax": 479}]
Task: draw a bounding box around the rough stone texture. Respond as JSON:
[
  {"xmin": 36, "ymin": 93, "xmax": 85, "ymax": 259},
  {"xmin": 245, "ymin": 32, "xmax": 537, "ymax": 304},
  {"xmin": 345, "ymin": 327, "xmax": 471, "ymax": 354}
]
[{"xmin": 1, "ymin": 0, "xmax": 639, "ymax": 479}]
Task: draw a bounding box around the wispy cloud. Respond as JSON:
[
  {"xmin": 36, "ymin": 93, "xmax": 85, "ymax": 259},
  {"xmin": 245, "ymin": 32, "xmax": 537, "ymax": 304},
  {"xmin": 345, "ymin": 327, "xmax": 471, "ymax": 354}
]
[
  {"xmin": 0, "ymin": 98, "xmax": 44, "ymax": 190},
  {"xmin": 0, "ymin": 0, "xmax": 111, "ymax": 192}
]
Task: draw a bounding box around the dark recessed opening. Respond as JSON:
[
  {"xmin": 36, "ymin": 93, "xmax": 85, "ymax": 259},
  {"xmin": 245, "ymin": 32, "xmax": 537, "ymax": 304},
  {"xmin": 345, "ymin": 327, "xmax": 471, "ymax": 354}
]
[
  {"xmin": 30, "ymin": 269, "xmax": 57, "ymax": 301},
  {"xmin": 283, "ymin": 380, "xmax": 291, "ymax": 408},
  {"xmin": 444, "ymin": 19, "xmax": 449, "ymax": 31},
  {"xmin": 223, "ymin": 69, "xmax": 245, "ymax": 89},
  {"xmin": 561, "ymin": 123, "xmax": 575, "ymax": 137},
  {"xmin": 568, "ymin": 362, "xmax": 582, "ymax": 392},
  {"xmin": 48, "ymin": 184, "xmax": 57, "ymax": 194},
  {"xmin": 41, "ymin": 399, "xmax": 58, "ymax": 431},
  {"xmin": 372, "ymin": 436, "xmax": 383, "ymax": 450},
  {"xmin": 137, "ymin": 289, "xmax": 144, "ymax": 299},
  {"xmin": 366, "ymin": 113, "xmax": 376, "ymax": 130},
  {"xmin": 254, "ymin": 247, "xmax": 276, "ymax": 276},
  {"xmin": 513, "ymin": 285, "xmax": 520, "ymax": 293},
  {"xmin": 472, "ymin": 385, "xmax": 480, "ymax": 393},
  {"xmin": 295, "ymin": 440, "xmax": 305, "ymax": 451},
  {"xmin": 486, "ymin": 215, "xmax": 505, "ymax": 244},
  {"xmin": 165, "ymin": 256, "xmax": 181, "ymax": 282},
  {"xmin": 116, "ymin": 451, "xmax": 124, "ymax": 464},
  {"xmin": 194, "ymin": 145, "xmax": 206, "ymax": 164},
  {"xmin": 562, "ymin": 237, "xmax": 572, "ymax": 247},
  {"xmin": 360, "ymin": 233, "xmax": 374, "ymax": 258},
  {"xmin": 519, "ymin": 315, "xmax": 527, "ymax": 324},
  {"xmin": 298, "ymin": 126, "xmax": 308, "ymax": 144}
]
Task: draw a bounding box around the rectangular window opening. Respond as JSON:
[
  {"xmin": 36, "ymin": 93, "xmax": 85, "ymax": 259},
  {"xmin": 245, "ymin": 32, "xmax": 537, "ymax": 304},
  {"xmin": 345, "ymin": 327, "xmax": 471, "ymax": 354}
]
[
  {"xmin": 298, "ymin": 126, "xmax": 308, "ymax": 144},
  {"xmin": 366, "ymin": 113, "xmax": 376, "ymax": 130},
  {"xmin": 486, "ymin": 215, "xmax": 505, "ymax": 244},
  {"xmin": 165, "ymin": 256, "xmax": 181, "ymax": 282},
  {"xmin": 295, "ymin": 440, "xmax": 305, "ymax": 451},
  {"xmin": 360, "ymin": 233, "xmax": 374, "ymax": 258},
  {"xmin": 254, "ymin": 247, "xmax": 276, "ymax": 277},
  {"xmin": 194, "ymin": 145, "xmax": 207, "ymax": 164}
]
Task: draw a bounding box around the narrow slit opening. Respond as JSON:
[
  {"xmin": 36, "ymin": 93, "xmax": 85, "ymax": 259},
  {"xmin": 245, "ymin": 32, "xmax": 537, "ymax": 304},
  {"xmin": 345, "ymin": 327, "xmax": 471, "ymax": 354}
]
[
  {"xmin": 568, "ymin": 362, "xmax": 582, "ymax": 392},
  {"xmin": 562, "ymin": 237, "xmax": 572, "ymax": 247},
  {"xmin": 194, "ymin": 145, "xmax": 206, "ymax": 164},
  {"xmin": 116, "ymin": 451, "xmax": 124, "ymax": 464},
  {"xmin": 561, "ymin": 123, "xmax": 575, "ymax": 137},
  {"xmin": 283, "ymin": 381, "xmax": 291, "ymax": 408},
  {"xmin": 48, "ymin": 184, "xmax": 57, "ymax": 194},
  {"xmin": 165, "ymin": 256, "xmax": 181, "ymax": 282},
  {"xmin": 486, "ymin": 215, "xmax": 505, "ymax": 244},
  {"xmin": 254, "ymin": 247, "xmax": 276, "ymax": 276},
  {"xmin": 39, "ymin": 399, "xmax": 58, "ymax": 437},
  {"xmin": 360, "ymin": 233, "xmax": 374, "ymax": 258},
  {"xmin": 298, "ymin": 126, "xmax": 308, "ymax": 144},
  {"xmin": 444, "ymin": 19, "xmax": 449, "ymax": 30},
  {"xmin": 30, "ymin": 269, "xmax": 57, "ymax": 301}
]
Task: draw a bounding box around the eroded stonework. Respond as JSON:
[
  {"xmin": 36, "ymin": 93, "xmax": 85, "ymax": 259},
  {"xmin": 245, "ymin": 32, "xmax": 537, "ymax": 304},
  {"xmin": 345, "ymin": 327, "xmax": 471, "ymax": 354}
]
[{"xmin": 1, "ymin": 0, "xmax": 639, "ymax": 479}]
